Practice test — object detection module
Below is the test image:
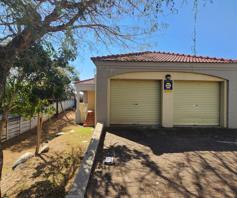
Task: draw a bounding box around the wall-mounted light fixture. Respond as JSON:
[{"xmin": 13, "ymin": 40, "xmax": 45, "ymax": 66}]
[{"xmin": 165, "ymin": 74, "xmax": 171, "ymax": 80}]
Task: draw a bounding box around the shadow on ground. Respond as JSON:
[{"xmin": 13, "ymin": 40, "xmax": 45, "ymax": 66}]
[
  {"xmin": 87, "ymin": 127, "xmax": 237, "ymax": 198},
  {"xmin": 15, "ymin": 148, "xmax": 82, "ymax": 198},
  {"xmin": 107, "ymin": 127, "xmax": 237, "ymax": 154}
]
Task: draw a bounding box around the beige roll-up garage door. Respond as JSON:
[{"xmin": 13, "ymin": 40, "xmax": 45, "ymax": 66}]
[
  {"xmin": 174, "ymin": 81, "xmax": 220, "ymax": 126},
  {"xmin": 110, "ymin": 80, "xmax": 161, "ymax": 125}
]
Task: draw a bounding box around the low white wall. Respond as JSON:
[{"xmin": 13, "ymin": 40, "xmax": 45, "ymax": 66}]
[{"xmin": 75, "ymin": 103, "xmax": 88, "ymax": 124}]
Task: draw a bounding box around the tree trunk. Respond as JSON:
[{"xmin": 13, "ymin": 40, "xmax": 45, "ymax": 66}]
[
  {"xmin": 0, "ymin": 112, "xmax": 7, "ymax": 197},
  {"xmin": 60, "ymin": 101, "xmax": 64, "ymax": 113},
  {"xmin": 35, "ymin": 113, "xmax": 42, "ymax": 155},
  {"xmin": 56, "ymin": 99, "xmax": 59, "ymax": 117},
  {"xmin": 0, "ymin": 125, "xmax": 3, "ymax": 198},
  {"xmin": 0, "ymin": 62, "xmax": 10, "ymax": 102}
]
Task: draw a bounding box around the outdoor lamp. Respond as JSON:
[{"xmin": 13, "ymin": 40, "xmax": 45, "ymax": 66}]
[{"xmin": 165, "ymin": 74, "xmax": 171, "ymax": 80}]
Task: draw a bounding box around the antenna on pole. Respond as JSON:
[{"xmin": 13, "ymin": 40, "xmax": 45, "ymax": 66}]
[{"xmin": 192, "ymin": 0, "xmax": 198, "ymax": 56}]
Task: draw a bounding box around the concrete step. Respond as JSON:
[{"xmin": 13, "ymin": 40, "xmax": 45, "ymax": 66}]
[{"xmin": 83, "ymin": 111, "xmax": 95, "ymax": 127}]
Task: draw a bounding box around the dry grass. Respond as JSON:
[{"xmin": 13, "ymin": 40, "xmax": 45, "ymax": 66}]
[{"xmin": 2, "ymin": 111, "xmax": 93, "ymax": 198}]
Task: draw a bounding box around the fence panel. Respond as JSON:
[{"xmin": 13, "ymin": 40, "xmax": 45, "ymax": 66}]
[
  {"xmin": 31, "ymin": 117, "xmax": 38, "ymax": 129},
  {"xmin": 1, "ymin": 128, "xmax": 7, "ymax": 141},
  {"xmin": 7, "ymin": 117, "xmax": 20, "ymax": 139},
  {"xmin": 1, "ymin": 100, "xmax": 74, "ymax": 142},
  {"xmin": 21, "ymin": 118, "xmax": 31, "ymax": 134}
]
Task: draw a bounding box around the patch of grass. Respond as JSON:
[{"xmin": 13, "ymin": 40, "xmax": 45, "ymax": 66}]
[{"xmin": 60, "ymin": 126, "xmax": 94, "ymax": 147}]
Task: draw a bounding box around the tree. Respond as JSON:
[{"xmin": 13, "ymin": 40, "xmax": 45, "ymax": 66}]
[
  {"xmin": 0, "ymin": 0, "xmax": 176, "ymax": 100},
  {"xmin": 0, "ymin": 66, "xmax": 34, "ymax": 197},
  {"xmin": 7, "ymin": 41, "xmax": 76, "ymax": 154},
  {"xmin": 46, "ymin": 64, "xmax": 78, "ymax": 115},
  {"xmin": 16, "ymin": 89, "xmax": 54, "ymax": 155},
  {"xmin": 0, "ymin": 67, "xmax": 26, "ymax": 195},
  {"xmin": 0, "ymin": 67, "xmax": 27, "ymax": 141},
  {"xmin": 0, "ymin": 43, "xmax": 52, "ymax": 194},
  {"xmin": 0, "ymin": 41, "xmax": 77, "ymax": 195},
  {"xmin": 45, "ymin": 41, "xmax": 79, "ymax": 115}
]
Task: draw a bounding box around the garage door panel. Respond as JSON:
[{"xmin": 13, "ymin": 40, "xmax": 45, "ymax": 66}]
[
  {"xmin": 174, "ymin": 81, "xmax": 220, "ymax": 126},
  {"xmin": 110, "ymin": 80, "xmax": 161, "ymax": 125}
]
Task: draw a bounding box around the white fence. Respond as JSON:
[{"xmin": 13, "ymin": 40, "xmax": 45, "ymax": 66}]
[{"xmin": 1, "ymin": 100, "xmax": 75, "ymax": 142}]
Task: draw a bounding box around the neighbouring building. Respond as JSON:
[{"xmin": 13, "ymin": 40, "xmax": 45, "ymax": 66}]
[
  {"xmin": 75, "ymin": 78, "xmax": 95, "ymax": 127},
  {"xmin": 75, "ymin": 51, "xmax": 237, "ymax": 128}
]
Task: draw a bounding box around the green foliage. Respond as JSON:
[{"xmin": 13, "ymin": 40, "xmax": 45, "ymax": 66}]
[
  {"xmin": 1, "ymin": 40, "xmax": 78, "ymax": 118},
  {"xmin": 60, "ymin": 28, "xmax": 77, "ymax": 62}
]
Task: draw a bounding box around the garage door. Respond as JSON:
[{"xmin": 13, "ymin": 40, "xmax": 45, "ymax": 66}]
[
  {"xmin": 174, "ymin": 81, "xmax": 220, "ymax": 126},
  {"xmin": 110, "ymin": 80, "xmax": 161, "ymax": 125}
]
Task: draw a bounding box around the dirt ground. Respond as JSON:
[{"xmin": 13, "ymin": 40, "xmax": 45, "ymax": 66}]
[
  {"xmin": 87, "ymin": 127, "xmax": 237, "ymax": 198},
  {"xmin": 2, "ymin": 111, "xmax": 93, "ymax": 198}
]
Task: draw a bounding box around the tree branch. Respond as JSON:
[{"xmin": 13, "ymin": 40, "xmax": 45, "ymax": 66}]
[{"xmin": 44, "ymin": 0, "xmax": 98, "ymax": 31}]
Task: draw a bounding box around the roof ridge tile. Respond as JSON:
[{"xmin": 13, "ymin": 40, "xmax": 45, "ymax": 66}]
[
  {"xmin": 91, "ymin": 51, "xmax": 152, "ymax": 60},
  {"xmin": 91, "ymin": 51, "xmax": 237, "ymax": 63}
]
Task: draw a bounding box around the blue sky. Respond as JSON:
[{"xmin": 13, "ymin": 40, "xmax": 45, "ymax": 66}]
[{"xmin": 71, "ymin": 1, "xmax": 237, "ymax": 80}]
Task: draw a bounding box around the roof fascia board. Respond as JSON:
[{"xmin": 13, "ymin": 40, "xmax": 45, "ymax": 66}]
[{"xmin": 94, "ymin": 60, "xmax": 237, "ymax": 71}]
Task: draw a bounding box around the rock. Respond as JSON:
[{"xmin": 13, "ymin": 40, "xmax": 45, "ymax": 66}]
[
  {"xmin": 56, "ymin": 132, "xmax": 64, "ymax": 136},
  {"xmin": 12, "ymin": 152, "xmax": 34, "ymax": 170},
  {"xmin": 39, "ymin": 144, "xmax": 49, "ymax": 154}
]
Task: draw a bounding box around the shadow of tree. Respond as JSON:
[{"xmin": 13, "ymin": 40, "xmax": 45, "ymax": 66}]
[
  {"xmin": 89, "ymin": 171, "xmax": 130, "ymax": 198},
  {"xmin": 16, "ymin": 148, "xmax": 82, "ymax": 198},
  {"xmin": 87, "ymin": 127, "xmax": 237, "ymax": 198},
  {"xmin": 16, "ymin": 180, "xmax": 65, "ymax": 198}
]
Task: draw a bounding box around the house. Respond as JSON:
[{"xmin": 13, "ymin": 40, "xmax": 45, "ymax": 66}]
[
  {"xmin": 75, "ymin": 51, "xmax": 237, "ymax": 128},
  {"xmin": 75, "ymin": 78, "xmax": 95, "ymax": 126}
]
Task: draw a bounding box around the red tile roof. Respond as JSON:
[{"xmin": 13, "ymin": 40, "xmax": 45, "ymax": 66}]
[
  {"xmin": 75, "ymin": 78, "xmax": 95, "ymax": 84},
  {"xmin": 92, "ymin": 51, "xmax": 237, "ymax": 64}
]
